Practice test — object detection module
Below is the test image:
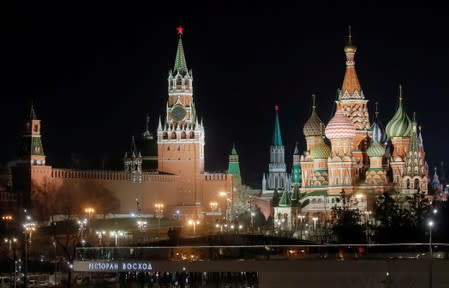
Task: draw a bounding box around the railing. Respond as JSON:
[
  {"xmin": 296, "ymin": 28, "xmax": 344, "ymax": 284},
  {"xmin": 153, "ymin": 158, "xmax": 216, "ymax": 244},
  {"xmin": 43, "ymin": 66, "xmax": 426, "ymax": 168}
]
[{"xmin": 75, "ymin": 243, "xmax": 449, "ymax": 262}]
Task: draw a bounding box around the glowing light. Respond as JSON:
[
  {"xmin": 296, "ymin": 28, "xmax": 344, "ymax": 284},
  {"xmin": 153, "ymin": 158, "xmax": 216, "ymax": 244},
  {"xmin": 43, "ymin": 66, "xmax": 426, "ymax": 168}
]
[{"xmin": 176, "ymin": 26, "xmax": 184, "ymax": 35}]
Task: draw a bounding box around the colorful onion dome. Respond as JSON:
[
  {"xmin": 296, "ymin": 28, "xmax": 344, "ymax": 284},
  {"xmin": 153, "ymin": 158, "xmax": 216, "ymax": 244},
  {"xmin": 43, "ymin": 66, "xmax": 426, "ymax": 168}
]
[
  {"xmin": 366, "ymin": 141, "xmax": 385, "ymax": 158},
  {"xmin": 303, "ymin": 109, "xmax": 323, "ymax": 137},
  {"xmin": 371, "ymin": 108, "xmax": 387, "ymax": 144},
  {"xmin": 325, "ymin": 110, "xmax": 356, "ymax": 139},
  {"xmin": 303, "ymin": 95, "xmax": 323, "ymax": 137},
  {"xmin": 310, "ymin": 140, "xmax": 331, "ymax": 159},
  {"xmin": 385, "ymin": 90, "xmax": 411, "ymax": 138}
]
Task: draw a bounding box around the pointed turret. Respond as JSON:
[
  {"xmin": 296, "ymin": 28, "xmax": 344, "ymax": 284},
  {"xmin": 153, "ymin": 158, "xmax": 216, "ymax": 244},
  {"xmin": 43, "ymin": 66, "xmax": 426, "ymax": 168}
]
[
  {"xmin": 402, "ymin": 114, "xmax": 428, "ymax": 193},
  {"xmin": 336, "ymin": 27, "xmax": 370, "ymax": 159},
  {"xmin": 263, "ymin": 105, "xmax": 288, "ymax": 195},
  {"xmin": 340, "ymin": 26, "xmax": 363, "ymax": 100},
  {"xmin": 124, "ymin": 136, "xmax": 142, "ymax": 184},
  {"xmin": 173, "ymin": 26, "xmax": 188, "ymax": 75},
  {"xmin": 278, "ymin": 190, "xmax": 291, "ymax": 207},
  {"xmin": 273, "ymin": 105, "xmax": 283, "ymax": 146},
  {"xmin": 141, "ymin": 115, "xmax": 158, "ymax": 170},
  {"xmin": 19, "ymin": 101, "xmax": 46, "ymax": 165},
  {"xmin": 228, "ymin": 143, "xmax": 242, "ymax": 186},
  {"xmin": 291, "ymin": 142, "xmax": 301, "ymax": 186},
  {"xmin": 431, "ymin": 167, "xmax": 441, "ymax": 191},
  {"xmin": 403, "ymin": 115, "xmax": 426, "ymax": 177}
]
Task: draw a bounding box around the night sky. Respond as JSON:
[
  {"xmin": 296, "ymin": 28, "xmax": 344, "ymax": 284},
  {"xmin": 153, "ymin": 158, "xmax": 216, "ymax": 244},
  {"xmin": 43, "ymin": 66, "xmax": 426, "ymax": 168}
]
[{"xmin": 2, "ymin": 1, "xmax": 448, "ymax": 187}]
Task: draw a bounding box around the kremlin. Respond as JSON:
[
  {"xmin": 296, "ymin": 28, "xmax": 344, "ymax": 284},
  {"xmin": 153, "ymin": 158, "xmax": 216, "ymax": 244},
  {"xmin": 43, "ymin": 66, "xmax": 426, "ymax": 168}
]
[{"xmin": 0, "ymin": 26, "xmax": 447, "ymax": 235}]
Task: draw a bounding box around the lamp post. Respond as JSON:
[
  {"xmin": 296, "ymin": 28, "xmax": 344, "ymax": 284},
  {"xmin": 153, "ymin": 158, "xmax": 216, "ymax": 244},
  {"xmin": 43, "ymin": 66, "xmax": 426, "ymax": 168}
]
[
  {"xmin": 188, "ymin": 219, "xmax": 200, "ymax": 235},
  {"xmin": 23, "ymin": 219, "xmax": 36, "ymax": 288},
  {"xmin": 96, "ymin": 231, "xmax": 106, "ymax": 246},
  {"xmin": 428, "ymin": 220, "xmax": 433, "ymax": 288},
  {"xmin": 110, "ymin": 230, "xmax": 124, "ymax": 246},
  {"xmin": 219, "ymin": 192, "xmax": 232, "ymax": 223},
  {"xmin": 4, "ymin": 237, "xmax": 17, "ymax": 286},
  {"xmin": 154, "ymin": 203, "xmax": 164, "ymax": 239},
  {"xmin": 364, "ymin": 211, "xmax": 372, "ymax": 243},
  {"xmin": 312, "ymin": 217, "xmax": 318, "ymax": 230}
]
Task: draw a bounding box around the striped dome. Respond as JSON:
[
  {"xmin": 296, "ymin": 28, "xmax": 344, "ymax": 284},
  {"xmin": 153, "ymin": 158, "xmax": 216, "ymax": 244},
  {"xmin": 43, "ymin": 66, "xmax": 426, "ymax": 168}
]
[
  {"xmin": 366, "ymin": 141, "xmax": 386, "ymax": 157},
  {"xmin": 325, "ymin": 110, "xmax": 356, "ymax": 139},
  {"xmin": 385, "ymin": 101, "xmax": 411, "ymax": 138},
  {"xmin": 371, "ymin": 118, "xmax": 387, "ymax": 144},
  {"xmin": 310, "ymin": 141, "xmax": 331, "ymax": 159},
  {"xmin": 303, "ymin": 110, "xmax": 323, "ymax": 137}
]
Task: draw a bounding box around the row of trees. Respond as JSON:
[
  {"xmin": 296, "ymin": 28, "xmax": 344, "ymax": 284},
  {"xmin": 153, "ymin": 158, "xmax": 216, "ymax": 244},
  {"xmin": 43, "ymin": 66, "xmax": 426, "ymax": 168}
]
[{"xmin": 331, "ymin": 190, "xmax": 448, "ymax": 243}]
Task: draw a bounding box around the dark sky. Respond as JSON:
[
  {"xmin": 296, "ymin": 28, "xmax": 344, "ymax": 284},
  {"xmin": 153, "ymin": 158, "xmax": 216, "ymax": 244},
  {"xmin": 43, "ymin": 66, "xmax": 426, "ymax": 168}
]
[{"xmin": 1, "ymin": 1, "xmax": 448, "ymax": 187}]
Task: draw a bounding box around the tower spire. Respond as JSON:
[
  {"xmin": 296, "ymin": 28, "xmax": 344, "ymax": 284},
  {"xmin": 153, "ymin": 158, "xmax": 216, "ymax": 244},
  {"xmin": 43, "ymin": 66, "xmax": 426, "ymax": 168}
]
[
  {"xmin": 399, "ymin": 84, "xmax": 403, "ymax": 103},
  {"xmin": 174, "ymin": 25, "xmax": 188, "ymax": 75},
  {"xmin": 312, "ymin": 94, "xmax": 316, "ymax": 110},
  {"xmin": 340, "ymin": 26, "xmax": 363, "ymax": 100},
  {"xmin": 273, "ymin": 105, "xmax": 283, "ymax": 146}
]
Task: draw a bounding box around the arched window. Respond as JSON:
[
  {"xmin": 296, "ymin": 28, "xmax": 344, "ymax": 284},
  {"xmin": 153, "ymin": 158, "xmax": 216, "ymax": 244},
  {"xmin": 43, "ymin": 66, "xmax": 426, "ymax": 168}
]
[
  {"xmin": 163, "ymin": 132, "xmax": 168, "ymax": 140},
  {"xmin": 181, "ymin": 131, "xmax": 186, "ymax": 139},
  {"xmin": 414, "ymin": 178, "xmax": 420, "ymax": 191},
  {"xmin": 406, "ymin": 179, "xmax": 410, "ymax": 189},
  {"xmin": 189, "ymin": 131, "xmax": 195, "ymax": 139},
  {"xmin": 171, "ymin": 132, "xmax": 177, "ymax": 139}
]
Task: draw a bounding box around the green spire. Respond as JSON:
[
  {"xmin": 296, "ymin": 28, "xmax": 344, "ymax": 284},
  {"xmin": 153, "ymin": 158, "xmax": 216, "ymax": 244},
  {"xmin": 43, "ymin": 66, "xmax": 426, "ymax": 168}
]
[
  {"xmin": 272, "ymin": 105, "xmax": 283, "ymax": 146},
  {"xmin": 231, "ymin": 142, "xmax": 238, "ymax": 155},
  {"xmin": 174, "ymin": 26, "xmax": 188, "ymax": 75},
  {"xmin": 228, "ymin": 143, "xmax": 241, "ymax": 185},
  {"xmin": 30, "ymin": 101, "xmax": 37, "ymax": 120},
  {"xmin": 278, "ymin": 190, "xmax": 291, "ymax": 207},
  {"xmin": 290, "ymin": 185, "xmax": 300, "ymax": 206}
]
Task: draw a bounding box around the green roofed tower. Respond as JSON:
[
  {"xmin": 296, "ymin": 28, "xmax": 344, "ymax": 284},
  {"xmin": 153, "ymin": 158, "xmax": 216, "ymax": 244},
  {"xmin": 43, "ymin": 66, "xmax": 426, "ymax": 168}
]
[
  {"xmin": 227, "ymin": 143, "xmax": 242, "ymax": 186},
  {"xmin": 262, "ymin": 105, "xmax": 289, "ymax": 195},
  {"xmin": 19, "ymin": 101, "xmax": 46, "ymax": 166},
  {"xmin": 291, "ymin": 142, "xmax": 301, "ymax": 186}
]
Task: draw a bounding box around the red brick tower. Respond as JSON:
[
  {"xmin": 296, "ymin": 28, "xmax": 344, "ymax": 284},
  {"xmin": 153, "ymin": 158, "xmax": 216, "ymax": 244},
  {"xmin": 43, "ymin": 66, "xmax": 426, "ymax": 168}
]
[{"xmin": 157, "ymin": 27, "xmax": 205, "ymax": 205}]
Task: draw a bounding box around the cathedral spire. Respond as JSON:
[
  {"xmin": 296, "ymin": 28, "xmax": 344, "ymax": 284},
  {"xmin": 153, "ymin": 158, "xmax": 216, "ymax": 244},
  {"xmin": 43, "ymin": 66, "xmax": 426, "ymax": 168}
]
[
  {"xmin": 174, "ymin": 26, "xmax": 188, "ymax": 75},
  {"xmin": 30, "ymin": 100, "xmax": 37, "ymax": 120},
  {"xmin": 273, "ymin": 105, "xmax": 283, "ymax": 146},
  {"xmin": 340, "ymin": 26, "xmax": 363, "ymax": 100}
]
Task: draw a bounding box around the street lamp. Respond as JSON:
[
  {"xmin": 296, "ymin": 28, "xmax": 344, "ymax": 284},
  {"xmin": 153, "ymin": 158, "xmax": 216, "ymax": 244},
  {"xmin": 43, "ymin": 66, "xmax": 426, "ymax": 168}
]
[
  {"xmin": 188, "ymin": 219, "xmax": 200, "ymax": 235},
  {"xmin": 23, "ymin": 219, "xmax": 36, "ymax": 288},
  {"xmin": 312, "ymin": 217, "xmax": 318, "ymax": 230},
  {"xmin": 428, "ymin": 219, "xmax": 434, "ymax": 288},
  {"xmin": 77, "ymin": 218, "xmax": 88, "ymax": 241},
  {"xmin": 219, "ymin": 191, "xmax": 232, "ymax": 222},
  {"xmin": 96, "ymin": 231, "xmax": 106, "ymax": 246},
  {"xmin": 364, "ymin": 211, "xmax": 372, "ymax": 243},
  {"xmin": 154, "ymin": 203, "xmax": 164, "ymax": 239},
  {"xmin": 4, "ymin": 237, "xmax": 17, "ymax": 285},
  {"xmin": 109, "ymin": 230, "xmax": 124, "ymax": 246},
  {"xmin": 84, "ymin": 207, "xmax": 95, "ymax": 219}
]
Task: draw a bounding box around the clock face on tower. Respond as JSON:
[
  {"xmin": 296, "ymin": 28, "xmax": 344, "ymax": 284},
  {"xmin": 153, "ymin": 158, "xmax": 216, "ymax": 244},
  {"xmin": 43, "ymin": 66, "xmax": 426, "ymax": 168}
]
[{"xmin": 171, "ymin": 104, "xmax": 186, "ymax": 122}]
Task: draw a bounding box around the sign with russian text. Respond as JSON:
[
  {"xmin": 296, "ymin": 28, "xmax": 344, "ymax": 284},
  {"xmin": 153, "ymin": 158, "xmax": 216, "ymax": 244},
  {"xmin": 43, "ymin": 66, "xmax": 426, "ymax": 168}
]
[{"xmin": 73, "ymin": 261, "xmax": 152, "ymax": 272}]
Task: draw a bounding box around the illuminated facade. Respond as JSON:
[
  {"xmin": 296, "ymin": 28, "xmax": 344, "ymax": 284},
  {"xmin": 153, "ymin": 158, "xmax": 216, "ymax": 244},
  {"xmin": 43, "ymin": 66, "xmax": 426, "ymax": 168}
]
[
  {"xmin": 268, "ymin": 31, "xmax": 430, "ymax": 228},
  {"xmin": 10, "ymin": 28, "xmax": 234, "ymax": 220}
]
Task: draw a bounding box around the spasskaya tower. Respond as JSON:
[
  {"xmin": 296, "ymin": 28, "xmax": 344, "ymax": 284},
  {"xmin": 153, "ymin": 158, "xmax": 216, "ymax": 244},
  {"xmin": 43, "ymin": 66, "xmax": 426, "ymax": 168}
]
[{"xmin": 157, "ymin": 26, "xmax": 205, "ymax": 205}]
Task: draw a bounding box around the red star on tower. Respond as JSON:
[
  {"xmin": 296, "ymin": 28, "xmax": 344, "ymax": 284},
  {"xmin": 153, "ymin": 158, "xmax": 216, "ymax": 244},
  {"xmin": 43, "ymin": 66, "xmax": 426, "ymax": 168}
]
[{"xmin": 176, "ymin": 25, "xmax": 184, "ymax": 35}]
